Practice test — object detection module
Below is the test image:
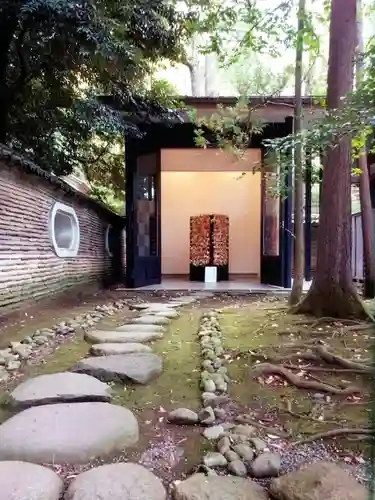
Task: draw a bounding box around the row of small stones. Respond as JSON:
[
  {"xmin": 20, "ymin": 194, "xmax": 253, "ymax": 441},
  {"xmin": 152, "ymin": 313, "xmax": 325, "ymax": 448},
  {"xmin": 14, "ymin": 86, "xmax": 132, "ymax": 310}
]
[
  {"xmin": 168, "ymin": 311, "xmax": 281, "ymax": 478},
  {"xmin": 0, "ymin": 299, "xmax": 130, "ymax": 382},
  {"xmin": 168, "ymin": 311, "xmax": 230, "ymax": 426},
  {"xmin": 165, "ymin": 310, "xmax": 282, "ymax": 479},
  {"xmin": 196, "ymin": 310, "xmax": 282, "ymax": 479},
  {"xmin": 198, "ymin": 311, "xmax": 281, "ymax": 478}
]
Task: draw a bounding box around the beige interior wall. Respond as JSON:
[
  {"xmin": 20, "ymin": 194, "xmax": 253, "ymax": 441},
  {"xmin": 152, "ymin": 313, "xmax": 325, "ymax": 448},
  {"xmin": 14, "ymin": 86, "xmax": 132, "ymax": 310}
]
[{"xmin": 160, "ymin": 149, "xmax": 261, "ymax": 276}]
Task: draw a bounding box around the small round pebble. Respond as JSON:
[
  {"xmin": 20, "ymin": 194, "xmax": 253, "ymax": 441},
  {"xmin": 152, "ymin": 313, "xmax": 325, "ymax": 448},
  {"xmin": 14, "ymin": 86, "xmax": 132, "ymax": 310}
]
[
  {"xmin": 225, "ymin": 450, "xmax": 241, "ymax": 462},
  {"xmin": 203, "ymin": 452, "xmax": 228, "ymax": 468},
  {"xmin": 217, "ymin": 436, "xmax": 231, "ymax": 455},
  {"xmin": 203, "ymin": 425, "xmax": 224, "ymax": 440},
  {"xmin": 232, "ymin": 444, "xmax": 255, "ymax": 462},
  {"xmin": 228, "ymin": 460, "xmax": 248, "ymax": 477}
]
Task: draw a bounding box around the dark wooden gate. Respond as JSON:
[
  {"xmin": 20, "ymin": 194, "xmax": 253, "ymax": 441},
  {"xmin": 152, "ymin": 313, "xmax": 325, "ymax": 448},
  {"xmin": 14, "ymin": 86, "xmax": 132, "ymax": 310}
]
[{"xmin": 125, "ymin": 143, "xmax": 161, "ymax": 288}]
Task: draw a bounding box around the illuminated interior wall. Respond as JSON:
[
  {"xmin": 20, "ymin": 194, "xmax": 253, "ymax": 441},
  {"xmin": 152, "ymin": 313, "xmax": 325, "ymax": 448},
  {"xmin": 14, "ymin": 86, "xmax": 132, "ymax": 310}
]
[{"xmin": 160, "ymin": 149, "xmax": 261, "ymax": 275}]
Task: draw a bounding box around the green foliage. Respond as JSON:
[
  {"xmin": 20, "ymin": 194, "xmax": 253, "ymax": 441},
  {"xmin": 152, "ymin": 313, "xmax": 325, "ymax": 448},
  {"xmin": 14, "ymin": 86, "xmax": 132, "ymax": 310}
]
[
  {"xmin": 0, "ymin": 0, "xmax": 189, "ymax": 186},
  {"xmin": 188, "ymin": 1, "xmax": 375, "ymax": 196},
  {"xmin": 193, "ymin": 98, "xmax": 264, "ymax": 157},
  {"xmin": 228, "ymin": 54, "xmax": 295, "ymax": 96}
]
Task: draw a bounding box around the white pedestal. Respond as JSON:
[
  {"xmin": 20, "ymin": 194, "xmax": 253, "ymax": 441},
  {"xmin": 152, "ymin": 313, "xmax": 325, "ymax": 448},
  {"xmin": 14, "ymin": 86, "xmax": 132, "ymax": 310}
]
[{"xmin": 204, "ymin": 266, "xmax": 217, "ymax": 283}]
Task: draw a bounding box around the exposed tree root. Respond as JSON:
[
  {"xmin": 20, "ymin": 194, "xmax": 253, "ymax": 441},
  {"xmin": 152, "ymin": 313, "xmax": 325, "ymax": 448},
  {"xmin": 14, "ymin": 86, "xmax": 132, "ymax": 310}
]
[
  {"xmin": 253, "ymin": 345, "xmax": 373, "ymax": 374},
  {"xmin": 314, "ymin": 345, "xmax": 374, "ymax": 373},
  {"xmin": 291, "ymin": 317, "xmax": 367, "ymax": 327},
  {"xmin": 292, "ymin": 427, "xmax": 374, "ymax": 446},
  {"xmin": 343, "ymin": 323, "xmax": 374, "ymax": 332},
  {"xmin": 281, "ymin": 363, "xmax": 371, "ymax": 375},
  {"xmin": 250, "ymin": 363, "xmax": 361, "ymax": 395},
  {"xmin": 251, "ymin": 351, "xmax": 321, "ymax": 364},
  {"xmin": 235, "ymin": 414, "xmax": 291, "ymax": 438}
]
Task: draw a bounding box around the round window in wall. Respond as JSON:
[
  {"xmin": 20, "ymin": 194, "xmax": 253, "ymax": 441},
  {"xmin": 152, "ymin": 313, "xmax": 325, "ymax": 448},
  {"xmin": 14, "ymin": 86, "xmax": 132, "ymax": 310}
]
[{"xmin": 49, "ymin": 202, "xmax": 80, "ymax": 257}]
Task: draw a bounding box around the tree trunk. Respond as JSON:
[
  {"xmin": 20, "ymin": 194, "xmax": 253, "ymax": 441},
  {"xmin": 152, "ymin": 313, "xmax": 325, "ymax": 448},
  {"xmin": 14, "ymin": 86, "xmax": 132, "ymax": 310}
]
[
  {"xmin": 356, "ymin": 0, "xmax": 374, "ymax": 298},
  {"xmin": 289, "ymin": 0, "xmax": 306, "ymax": 306},
  {"xmin": 187, "ymin": 61, "xmax": 200, "ymax": 96},
  {"xmin": 293, "ymin": 0, "xmax": 366, "ymax": 318}
]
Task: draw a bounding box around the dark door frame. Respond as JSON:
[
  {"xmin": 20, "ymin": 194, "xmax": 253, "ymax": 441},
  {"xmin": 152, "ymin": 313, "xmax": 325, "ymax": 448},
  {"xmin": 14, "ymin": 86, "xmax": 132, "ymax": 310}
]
[
  {"xmin": 125, "ymin": 139, "xmax": 162, "ymax": 288},
  {"xmin": 260, "ymin": 117, "xmax": 293, "ymax": 288},
  {"xmin": 124, "ymin": 118, "xmax": 294, "ymax": 289}
]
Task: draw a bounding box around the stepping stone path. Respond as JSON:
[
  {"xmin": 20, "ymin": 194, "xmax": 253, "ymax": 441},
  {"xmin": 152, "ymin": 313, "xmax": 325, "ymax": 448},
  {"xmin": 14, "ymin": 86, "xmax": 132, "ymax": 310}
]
[
  {"xmin": 73, "ymin": 353, "xmax": 163, "ymax": 384},
  {"xmin": 0, "ymin": 461, "xmax": 64, "ymax": 500},
  {"xmin": 0, "ymin": 295, "xmax": 195, "ymax": 471},
  {"xmin": 0, "ymin": 402, "xmax": 139, "ymax": 464},
  {"xmin": 10, "ymin": 372, "xmax": 112, "ymax": 408},
  {"xmin": 65, "ymin": 462, "xmax": 167, "ymax": 500},
  {"xmin": 81, "ymin": 301, "xmax": 193, "ymax": 386}
]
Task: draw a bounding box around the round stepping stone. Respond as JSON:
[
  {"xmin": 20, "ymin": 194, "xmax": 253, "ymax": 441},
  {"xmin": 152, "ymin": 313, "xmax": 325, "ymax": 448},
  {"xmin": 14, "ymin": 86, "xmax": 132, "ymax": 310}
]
[
  {"xmin": 72, "ymin": 353, "xmax": 163, "ymax": 384},
  {"xmin": 133, "ymin": 315, "xmax": 170, "ymax": 325},
  {"xmin": 0, "ymin": 461, "xmax": 64, "ymax": 500},
  {"xmin": 0, "ymin": 402, "xmax": 139, "ymax": 464},
  {"xmin": 65, "ymin": 462, "xmax": 166, "ymax": 500},
  {"xmin": 10, "ymin": 372, "xmax": 112, "ymax": 408},
  {"xmin": 90, "ymin": 343, "xmax": 152, "ymax": 356},
  {"xmin": 85, "ymin": 329, "xmax": 163, "ymax": 344}
]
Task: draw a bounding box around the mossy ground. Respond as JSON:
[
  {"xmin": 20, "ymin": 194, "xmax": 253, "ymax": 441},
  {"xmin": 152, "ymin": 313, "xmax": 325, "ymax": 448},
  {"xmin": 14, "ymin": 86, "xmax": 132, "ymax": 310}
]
[
  {"xmin": 220, "ymin": 300, "xmax": 372, "ymax": 456},
  {"xmin": 0, "ymin": 295, "xmax": 371, "ymax": 477}
]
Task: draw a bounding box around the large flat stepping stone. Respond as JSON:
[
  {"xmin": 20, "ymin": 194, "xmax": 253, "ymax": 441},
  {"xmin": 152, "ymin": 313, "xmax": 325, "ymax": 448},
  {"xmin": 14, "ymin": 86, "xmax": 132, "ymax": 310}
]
[
  {"xmin": 115, "ymin": 324, "xmax": 165, "ymax": 333},
  {"xmin": 170, "ymin": 296, "xmax": 196, "ymax": 304},
  {"xmin": 85, "ymin": 329, "xmax": 163, "ymax": 344},
  {"xmin": 90, "ymin": 343, "xmax": 152, "ymax": 356},
  {"xmin": 10, "ymin": 372, "xmax": 112, "ymax": 408},
  {"xmin": 65, "ymin": 462, "xmax": 166, "ymax": 500},
  {"xmin": 133, "ymin": 315, "xmax": 171, "ymax": 325},
  {"xmin": 72, "ymin": 353, "xmax": 163, "ymax": 384},
  {"xmin": 0, "ymin": 402, "xmax": 139, "ymax": 464},
  {"xmin": 269, "ymin": 461, "xmax": 368, "ymax": 500},
  {"xmin": 150, "ymin": 310, "xmax": 180, "ymax": 319},
  {"xmin": 171, "ymin": 473, "xmax": 268, "ymax": 500},
  {"xmin": 0, "ymin": 461, "xmax": 64, "ymax": 500},
  {"xmin": 131, "ymin": 302, "xmax": 180, "ymax": 310}
]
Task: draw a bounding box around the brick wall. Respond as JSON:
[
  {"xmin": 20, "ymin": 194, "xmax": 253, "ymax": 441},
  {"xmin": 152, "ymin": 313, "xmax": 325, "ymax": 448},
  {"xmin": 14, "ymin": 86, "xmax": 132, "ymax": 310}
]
[{"xmin": 0, "ymin": 160, "xmax": 124, "ymax": 312}]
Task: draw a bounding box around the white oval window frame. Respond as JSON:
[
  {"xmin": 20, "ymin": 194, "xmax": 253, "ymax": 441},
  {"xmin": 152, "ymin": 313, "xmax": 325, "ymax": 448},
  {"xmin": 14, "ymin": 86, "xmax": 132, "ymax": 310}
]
[
  {"xmin": 49, "ymin": 201, "xmax": 80, "ymax": 258},
  {"xmin": 105, "ymin": 224, "xmax": 113, "ymax": 257}
]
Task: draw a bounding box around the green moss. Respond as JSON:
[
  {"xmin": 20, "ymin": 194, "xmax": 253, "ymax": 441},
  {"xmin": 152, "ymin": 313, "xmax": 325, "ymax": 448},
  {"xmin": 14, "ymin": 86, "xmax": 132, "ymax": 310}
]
[
  {"xmin": 112, "ymin": 309, "xmax": 201, "ymax": 411},
  {"xmin": 26, "ymin": 338, "xmax": 90, "ymax": 377},
  {"xmin": 220, "ymin": 302, "xmax": 371, "ymax": 455}
]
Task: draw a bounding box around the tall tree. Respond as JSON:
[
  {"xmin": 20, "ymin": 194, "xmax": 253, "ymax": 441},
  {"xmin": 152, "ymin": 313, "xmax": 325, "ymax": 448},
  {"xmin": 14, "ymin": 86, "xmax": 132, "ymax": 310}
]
[
  {"xmin": 294, "ymin": 0, "xmax": 366, "ymax": 317},
  {"xmin": 356, "ymin": 0, "xmax": 374, "ymax": 298},
  {"xmin": 289, "ymin": 0, "xmax": 306, "ymax": 306}
]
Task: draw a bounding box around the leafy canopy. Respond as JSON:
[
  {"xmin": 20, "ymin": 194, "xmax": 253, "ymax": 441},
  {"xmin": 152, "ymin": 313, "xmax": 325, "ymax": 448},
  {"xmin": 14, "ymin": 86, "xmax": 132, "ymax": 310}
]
[{"xmin": 0, "ymin": 0, "xmax": 189, "ymax": 189}]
